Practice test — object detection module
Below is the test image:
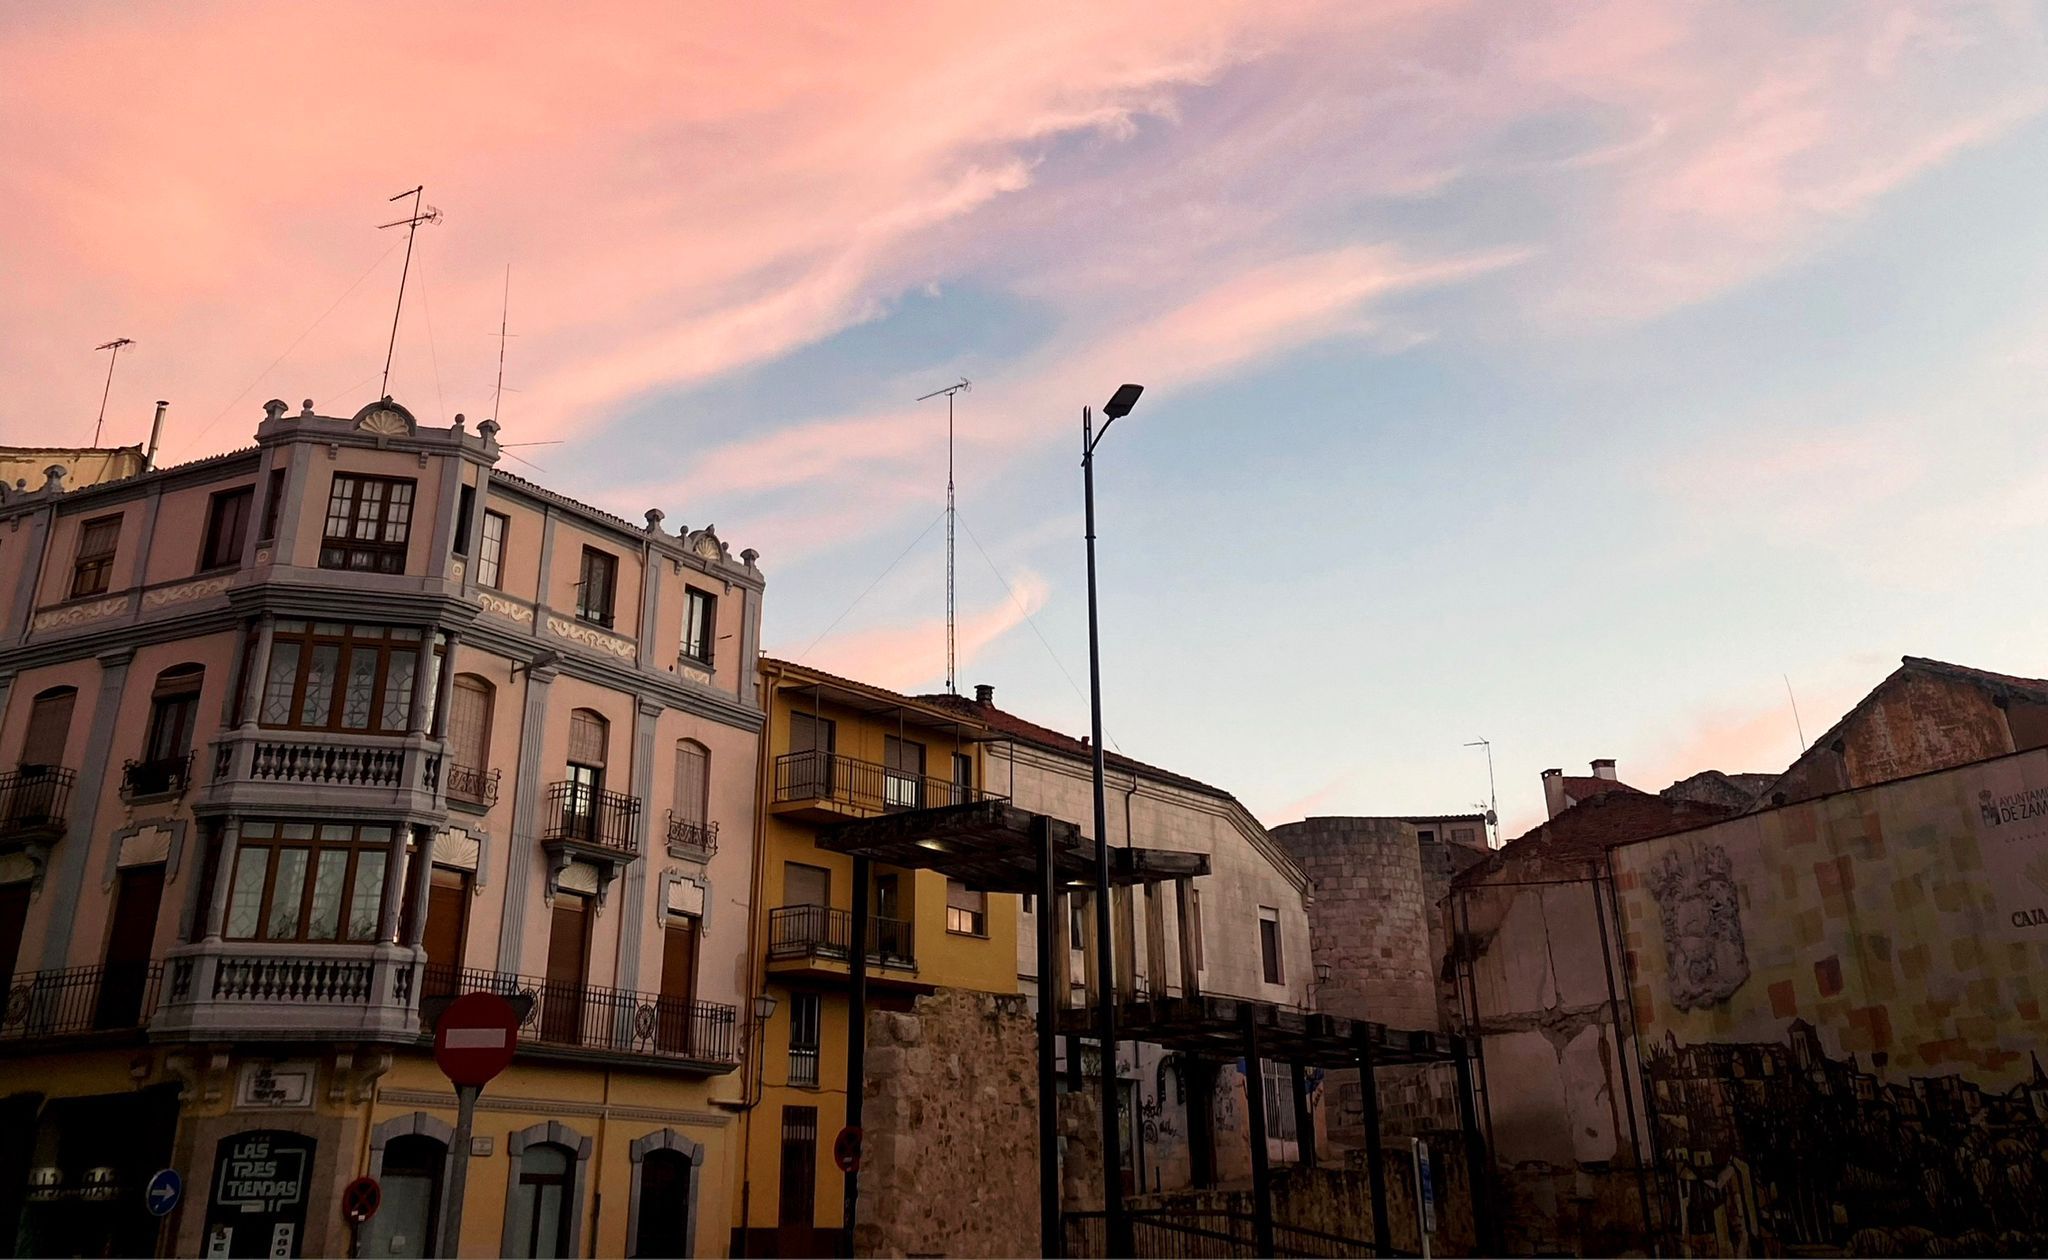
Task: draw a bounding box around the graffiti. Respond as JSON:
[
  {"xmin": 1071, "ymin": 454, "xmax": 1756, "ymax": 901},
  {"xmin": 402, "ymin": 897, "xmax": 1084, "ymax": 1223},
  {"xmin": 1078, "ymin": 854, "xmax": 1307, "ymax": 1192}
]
[
  {"xmin": 1645, "ymin": 1021, "xmax": 2048, "ymax": 1255},
  {"xmin": 1649, "ymin": 842, "xmax": 1749, "ymax": 1010}
]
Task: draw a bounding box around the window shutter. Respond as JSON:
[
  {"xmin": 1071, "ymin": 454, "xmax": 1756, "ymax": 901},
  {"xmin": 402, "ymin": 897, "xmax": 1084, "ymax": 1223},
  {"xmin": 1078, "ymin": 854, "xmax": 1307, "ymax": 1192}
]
[
  {"xmin": 450, "ymin": 677, "xmax": 491, "ymax": 770},
  {"xmin": 674, "ymin": 742, "xmax": 709, "ymax": 826},
  {"xmin": 568, "ymin": 710, "xmax": 608, "ymax": 766}
]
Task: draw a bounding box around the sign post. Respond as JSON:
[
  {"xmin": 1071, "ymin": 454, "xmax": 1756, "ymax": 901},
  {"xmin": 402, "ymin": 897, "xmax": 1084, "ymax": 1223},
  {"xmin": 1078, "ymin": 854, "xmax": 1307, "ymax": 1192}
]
[
  {"xmin": 1411, "ymin": 1137, "xmax": 1435, "ymax": 1260},
  {"xmin": 433, "ymin": 991, "xmax": 522, "ymax": 1260}
]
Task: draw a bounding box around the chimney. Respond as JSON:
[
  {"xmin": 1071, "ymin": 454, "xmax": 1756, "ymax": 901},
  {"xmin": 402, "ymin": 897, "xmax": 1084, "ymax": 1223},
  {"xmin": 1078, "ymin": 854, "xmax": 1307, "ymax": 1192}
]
[
  {"xmin": 1542, "ymin": 767, "xmax": 1566, "ymax": 819},
  {"xmin": 144, "ymin": 401, "xmax": 167, "ymax": 471},
  {"xmin": 974, "ymin": 683, "xmax": 994, "ymax": 706},
  {"xmin": 1591, "ymin": 758, "xmax": 1617, "ymax": 781}
]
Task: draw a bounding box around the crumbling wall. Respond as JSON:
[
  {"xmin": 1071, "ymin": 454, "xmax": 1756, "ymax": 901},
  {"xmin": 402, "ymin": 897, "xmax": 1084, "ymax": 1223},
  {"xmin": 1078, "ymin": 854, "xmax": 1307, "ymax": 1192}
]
[{"xmin": 855, "ymin": 989, "xmax": 1038, "ymax": 1259}]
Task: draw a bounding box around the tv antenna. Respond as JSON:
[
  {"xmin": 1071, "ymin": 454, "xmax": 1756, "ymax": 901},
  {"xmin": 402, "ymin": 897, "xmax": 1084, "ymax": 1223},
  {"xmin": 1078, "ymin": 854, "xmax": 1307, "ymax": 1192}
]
[
  {"xmin": 1783, "ymin": 674, "xmax": 1808, "ymax": 752},
  {"xmin": 376, "ymin": 185, "xmax": 443, "ymax": 400},
  {"xmin": 92, "ymin": 338, "xmax": 135, "ymax": 445},
  {"xmin": 917, "ymin": 377, "xmax": 971, "ymax": 693},
  {"xmin": 490, "ymin": 264, "xmax": 514, "ymax": 424},
  {"xmin": 1464, "ymin": 738, "xmax": 1499, "ymax": 846}
]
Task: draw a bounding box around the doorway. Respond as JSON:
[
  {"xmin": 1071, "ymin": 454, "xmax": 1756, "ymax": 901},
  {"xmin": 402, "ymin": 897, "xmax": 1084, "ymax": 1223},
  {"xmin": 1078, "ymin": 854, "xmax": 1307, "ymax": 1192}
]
[
  {"xmin": 96, "ymin": 864, "xmax": 163, "ymax": 1029},
  {"xmin": 541, "ymin": 896, "xmax": 590, "ymax": 1046}
]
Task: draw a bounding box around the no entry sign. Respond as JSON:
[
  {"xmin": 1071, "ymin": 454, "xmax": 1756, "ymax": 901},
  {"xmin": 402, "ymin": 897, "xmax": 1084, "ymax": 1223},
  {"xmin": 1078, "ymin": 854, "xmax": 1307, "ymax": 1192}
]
[
  {"xmin": 341, "ymin": 1176, "xmax": 381, "ymax": 1224},
  {"xmin": 433, "ymin": 992, "xmax": 521, "ymax": 1087}
]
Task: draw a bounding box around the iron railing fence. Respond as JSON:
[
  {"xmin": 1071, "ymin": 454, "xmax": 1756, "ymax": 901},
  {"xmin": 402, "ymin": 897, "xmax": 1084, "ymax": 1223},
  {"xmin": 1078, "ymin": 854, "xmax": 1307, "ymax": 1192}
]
[
  {"xmin": 664, "ymin": 812, "xmax": 718, "ymax": 858},
  {"xmin": 766, "ymin": 904, "xmax": 915, "ymax": 970},
  {"xmin": 423, "ymin": 965, "xmax": 738, "ymax": 1065},
  {"xmin": 541, "ymin": 781, "xmax": 641, "ymax": 855},
  {"xmin": 0, "ymin": 765, "xmax": 74, "ymax": 836},
  {"xmin": 771, "ymin": 749, "xmax": 997, "ymax": 814},
  {"xmin": 0, "ymin": 962, "xmax": 163, "ymax": 1041},
  {"xmin": 121, "ymin": 752, "xmax": 194, "ymax": 799},
  {"xmin": 446, "ymin": 764, "xmax": 501, "ymax": 808}
]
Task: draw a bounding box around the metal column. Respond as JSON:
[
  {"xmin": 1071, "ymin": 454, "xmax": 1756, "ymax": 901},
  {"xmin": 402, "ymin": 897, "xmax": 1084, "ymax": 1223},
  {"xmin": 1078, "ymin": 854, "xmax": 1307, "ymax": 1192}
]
[
  {"xmin": 1036, "ymin": 817, "xmax": 1063, "ymax": 1258},
  {"xmin": 1290, "ymin": 1061, "xmax": 1316, "ymax": 1168},
  {"xmin": 1355, "ymin": 1026, "xmax": 1392, "ymax": 1257},
  {"xmin": 1453, "ymin": 1039, "xmax": 1493, "ymax": 1257},
  {"xmin": 1240, "ymin": 1008, "xmax": 1275, "ymax": 1257}
]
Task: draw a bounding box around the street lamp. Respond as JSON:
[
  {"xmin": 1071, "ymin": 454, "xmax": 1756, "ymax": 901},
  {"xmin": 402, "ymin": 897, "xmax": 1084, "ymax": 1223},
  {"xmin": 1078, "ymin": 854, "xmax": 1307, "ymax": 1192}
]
[{"xmin": 1083, "ymin": 382, "xmax": 1142, "ymax": 1257}]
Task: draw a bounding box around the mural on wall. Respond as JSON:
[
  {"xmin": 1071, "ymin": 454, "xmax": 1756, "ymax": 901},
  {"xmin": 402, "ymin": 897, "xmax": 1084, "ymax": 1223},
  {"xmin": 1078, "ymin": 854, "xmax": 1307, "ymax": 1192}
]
[
  {"xmin": 1645, "ymin": 1022, "xmax": 2048, "ymax": 1256},
  {"xmin": 1648, "ymin": 842, "xmax": 1750, "ymax": 1011}
]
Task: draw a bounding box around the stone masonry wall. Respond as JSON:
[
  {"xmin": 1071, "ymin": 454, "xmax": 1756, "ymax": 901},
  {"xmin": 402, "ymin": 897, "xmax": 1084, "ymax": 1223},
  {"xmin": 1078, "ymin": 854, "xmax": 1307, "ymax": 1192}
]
[
  {"xmin": 855, "ymin": 988, "xmax": 1038, "ymax": 1259},
  {"xmin": 1269, "ymin": 817, "xmax": 1437, "ymax": 1032}
]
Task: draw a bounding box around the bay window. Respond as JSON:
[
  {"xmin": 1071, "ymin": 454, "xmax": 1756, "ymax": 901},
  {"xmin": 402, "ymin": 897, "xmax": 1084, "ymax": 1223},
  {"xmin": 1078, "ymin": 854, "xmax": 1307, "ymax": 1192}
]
[
  {"xmin": 224, "ymin": 821, "xmax": 393, "ymax": 943},
  {"xmin": 320, "ymin": 474, "xmax": 415, "ymax": 573},
  {"xmin": 258, "ymin": 622, "xmax": 431, "ymax": 734}
]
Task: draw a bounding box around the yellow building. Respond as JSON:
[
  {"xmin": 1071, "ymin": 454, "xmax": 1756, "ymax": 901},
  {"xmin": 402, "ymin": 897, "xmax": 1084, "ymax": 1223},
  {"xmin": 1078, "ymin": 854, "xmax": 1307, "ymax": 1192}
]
[
  {"xmin": 0, "ymin": 397, "xmax": 765, "ymax": 1258},
  {"xmin": 733, "ymin": 660, "xmax": 1019, "ymax": 1256}
]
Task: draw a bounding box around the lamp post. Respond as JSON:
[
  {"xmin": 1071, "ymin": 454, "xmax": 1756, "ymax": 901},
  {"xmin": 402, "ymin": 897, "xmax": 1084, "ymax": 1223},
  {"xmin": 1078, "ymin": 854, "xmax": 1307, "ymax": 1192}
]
[
  {"xmin": 736, "ymin": 990, "xmax": 779, "ymax": 1259},
  {"xmin": 1083, "ymin": 382, "xmax": 1142, "ymax": 1258}
]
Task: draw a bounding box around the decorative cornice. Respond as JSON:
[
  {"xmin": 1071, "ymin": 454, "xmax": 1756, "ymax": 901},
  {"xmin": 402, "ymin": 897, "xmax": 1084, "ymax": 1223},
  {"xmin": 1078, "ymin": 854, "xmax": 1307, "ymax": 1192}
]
[
  {"xmin": 31, "ymin": 595, "xmax": 130, "ymax": 632},
  {"xmin": 546, "ymin": 614, "xmax": 636, "ymax": 660},
  {"xmin": 141, "ymin": 574, "xmax": 234, "ymax": 610},
  {"xmin": 476, "ymin": 590, "xmax": 536, "ymax": 626}
]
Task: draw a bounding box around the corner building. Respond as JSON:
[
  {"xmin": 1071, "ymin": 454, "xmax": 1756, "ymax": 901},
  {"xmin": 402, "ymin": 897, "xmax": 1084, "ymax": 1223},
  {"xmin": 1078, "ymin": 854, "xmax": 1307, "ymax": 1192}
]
[{"xmin": 0, "ymin": 397, "xmax": 764, "ymax": 1258}]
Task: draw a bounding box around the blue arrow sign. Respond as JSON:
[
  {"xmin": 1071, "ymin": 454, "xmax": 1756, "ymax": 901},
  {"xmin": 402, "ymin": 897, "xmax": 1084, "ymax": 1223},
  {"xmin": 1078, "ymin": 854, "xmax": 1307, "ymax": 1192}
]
[{"xmin": 146, "ymin": 1168, "xmax": 182, "ymax": 1218}]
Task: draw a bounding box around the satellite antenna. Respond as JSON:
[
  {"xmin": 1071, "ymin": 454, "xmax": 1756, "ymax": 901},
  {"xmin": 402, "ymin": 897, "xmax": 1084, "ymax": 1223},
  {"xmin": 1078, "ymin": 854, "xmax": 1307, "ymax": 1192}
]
[
  {"xmin": 1464, "ymin": 738, "xmax": 1499, "ymax": 847},
  {"xmin": 376, "ymin": 185, "xmax": 443, "ymax": 400},
  {"xmin": 92, "ymin": 338, "xmax": 135, "ymax": 445},
  {"xmin": 917, "ymin": 377, "xmax": 971, "ymax": 694}
]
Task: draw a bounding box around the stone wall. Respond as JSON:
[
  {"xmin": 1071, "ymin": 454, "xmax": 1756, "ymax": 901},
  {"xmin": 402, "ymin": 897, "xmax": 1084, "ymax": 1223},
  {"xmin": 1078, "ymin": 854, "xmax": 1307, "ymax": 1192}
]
[
  {"xmin": 855, "ymin": 988, "xmax": 1039, "ymax": 1259},
  {"xmin": 1269, "ymin": 817, "xmax": 1436, "ymax": 1032}
]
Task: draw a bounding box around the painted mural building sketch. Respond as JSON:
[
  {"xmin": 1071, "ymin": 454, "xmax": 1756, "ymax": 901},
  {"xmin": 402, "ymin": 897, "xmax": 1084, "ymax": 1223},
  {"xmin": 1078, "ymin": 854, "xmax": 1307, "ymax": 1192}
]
[{"xmin": 1648, "ymin": 842, "xmax": 1750, "ymax": 1011}]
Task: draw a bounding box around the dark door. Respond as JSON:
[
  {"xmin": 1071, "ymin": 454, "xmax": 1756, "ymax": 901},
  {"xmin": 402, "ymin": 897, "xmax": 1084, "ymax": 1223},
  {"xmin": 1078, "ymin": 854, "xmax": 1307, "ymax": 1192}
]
[
  {"xmin": 421, "ymin": 868, "xmax": 470, "ymax": 999},
  {"xmin": 872, "ymin": 873, "xmax": 905, "ymax": 960},
  {"xmin": 633, "ymin": 1149, "xmax": 691, "ymax": 1258},
  {"xmin": 541, "ymin": 896, "xmax": 589, "ymax": 1046},
  {"xmin": 776, "ymin": 1106, "xmax": 818, "ymax": 1256},
  {"xmin": 655, "ymin": 915, "xmax": 699, "ymax": 1055},
  {"xmin": 787, "ymin": 713, "xmax": 835, "ymax": 798},
  {"xmin": 565, "ymin": 764, "xmax": 602, "ymax": 841},
  {"xmin": 21, "ymin": 689, "xmax": 75, "ymax": 767},
  {"xmin": 95, "ymin": 864, "xmax": 163, "ymax": 1029},
  {"xmin": 0, "ymin": 881, "xmax": 29, "ymax": 994}
]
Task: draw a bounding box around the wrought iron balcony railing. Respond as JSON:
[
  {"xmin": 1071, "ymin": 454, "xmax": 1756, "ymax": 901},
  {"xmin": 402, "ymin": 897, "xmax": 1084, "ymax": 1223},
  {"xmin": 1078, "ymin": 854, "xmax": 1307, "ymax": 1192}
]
[
  {"xmin": 767, "ymin": 904, "xmax": 916, "ymax": 971},
  {"xmin": 542, "ymin": 782, "xmax": 641, "ymax": 857},
  {"xmin": 121, "ymin": 753, "xmax": 194, "ymax": 800},
  {"xmin": 664, "ymin": 812, "xmax": 718, "ymax": 858},
  {"xmin": 447, "ymin": 764, "xmax": 501, "ymax": 809},
  {"xmin": 0, "ymin": 963, "xmax": 163, "ymax": 1043},
  {"xmin": 0, "ymin": 765, "xmax": 74, "ymax": 840},
  {"xmin": 771, "ymin": 749, "xmax": 995, "ymax": 815},
  {"xmin": 423, "ymin": 965, "xmax": 739, "ymax": 1066}
]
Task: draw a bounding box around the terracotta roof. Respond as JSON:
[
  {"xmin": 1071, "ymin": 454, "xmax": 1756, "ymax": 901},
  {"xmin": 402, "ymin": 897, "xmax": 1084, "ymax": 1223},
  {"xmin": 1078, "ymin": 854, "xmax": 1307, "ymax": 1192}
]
[
  {"xmin": 916, "ymin": 692, "xmax": 1238, "ymax": 804},
  {"xmin": 1454, "ymin": 791, "xmax": 1740, "ymax": 887},
  {"xmin": 1558, "ymin": 775, "xmax": 1643, "ymax": 802},
  {"xmin": 758, "ymin": 657, "xmax": 984, "ymax": 727}
]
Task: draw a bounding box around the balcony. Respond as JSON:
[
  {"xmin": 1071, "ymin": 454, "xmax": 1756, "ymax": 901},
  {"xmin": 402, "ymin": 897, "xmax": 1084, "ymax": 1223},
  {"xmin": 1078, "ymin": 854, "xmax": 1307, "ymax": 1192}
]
[
  {"xmin": 0, "ymin": 766, "xmax": 73, "ymax": 861},
  {"xmin": 664, "ymin": 812, "xmax": 718, "ymax": 860},
  {"xmin": 197, "ymin": 729, "xmax": 445, "ymax": 819},
  {"xmin": 771, "ymin": 750, "xmax": 997, "ymax": 824},
  {"xmin": 150, "ymin": 940, "xmax": 421, "ymax": 1043},
  {"xmin": 767, "ymin": 904, "xmax": 918, "ymax": 982},
  {"xmin": 0, "ymin": 963, "xmax": 163, "ymax": 1047},
  {"xmin": 121, "ymin": 753, "xmax": 195, "ymax": 802},
  {"xmin": 446, "ymin": 764, "xmax": 501, "ymax": 812},
  {"xmin": 423, "ymin": 966, "xmax": 739, "ymax": 1072}
]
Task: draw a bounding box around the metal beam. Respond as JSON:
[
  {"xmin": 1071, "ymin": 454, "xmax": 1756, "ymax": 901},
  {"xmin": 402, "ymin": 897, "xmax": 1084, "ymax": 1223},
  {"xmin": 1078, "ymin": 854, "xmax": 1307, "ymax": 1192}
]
[
  {"xmin": 1290, "ymin": 1061, "xmax": 1315, "ymax": 1169},
  {"xmin": 1355, "ymin": 1026, "xmax": 1392, "ymax": 1257},
  {"xmin": 1036, "ymin": 816, "xmax": 1063, "ymax": 1258},
  {"xmin": 1241, "ymin": 1006, "xmax": 1275, "ymax": 1257}
]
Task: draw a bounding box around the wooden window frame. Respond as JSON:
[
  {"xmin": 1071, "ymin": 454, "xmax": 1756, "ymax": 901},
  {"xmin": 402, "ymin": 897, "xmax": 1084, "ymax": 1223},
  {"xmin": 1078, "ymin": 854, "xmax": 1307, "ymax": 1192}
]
[
  {"xmin": 681, "ymin": 587, "xmax": 716, "ymax": 665},
  {"xmin": 258, "ymin": 467, "xmax": 287, "ymax": 542},
  {"xmin": 199, "ymin": 485, "xmax": 255, "ymax": 572},
  {"xmin": 883, "ymin": 735, "xmax": 925, "ymax": 810},
  {"xmin": 945, "ymin": 879, "xmax": 987, "ymax": 937},
  {"xmin": 258, "ymin": 621, "xmax": 427, "ymax": 735},
  {"xmin": 69, "ymin": 515, "xmax": 121, "ymax": 599},
  {"xmin": 478, "ymin": 511, "xmax": 508, "ymax": 589},
  {"xmin": 787, "ymin": 992, "xmax": 821, "ymax": 1086},
  {"xmin": 576, "ymin": 547, "xmax": 618, "ymax": 628},
  {"xmin": 1258, "ymin": 907, "xmax": 1283, "ymax": 985},
  {"xmin": 319, "ymin": 473, "xmax": 416, "ymax": 574},
  {"xmin": 222, "ymin": 820, "xmax": 393, "ymax": 944}
]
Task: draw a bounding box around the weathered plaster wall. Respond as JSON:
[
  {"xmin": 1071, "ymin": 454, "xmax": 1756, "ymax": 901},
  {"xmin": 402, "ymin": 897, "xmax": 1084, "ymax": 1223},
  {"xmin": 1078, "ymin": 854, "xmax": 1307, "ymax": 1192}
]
[
  {"xmin": 1613, "ymin": 747, "xmax": 2048, "ymax": 1256},
  {"xmin": 855, "ymin": 988, "xmax": 1039, "ymax": 1259}
]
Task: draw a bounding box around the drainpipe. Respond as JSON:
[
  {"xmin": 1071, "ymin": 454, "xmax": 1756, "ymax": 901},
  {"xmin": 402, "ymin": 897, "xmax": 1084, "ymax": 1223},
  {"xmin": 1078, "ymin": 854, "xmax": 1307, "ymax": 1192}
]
[{"xmin": 736, "ymin": 659, "xmax": 777, "ymax": 1257}]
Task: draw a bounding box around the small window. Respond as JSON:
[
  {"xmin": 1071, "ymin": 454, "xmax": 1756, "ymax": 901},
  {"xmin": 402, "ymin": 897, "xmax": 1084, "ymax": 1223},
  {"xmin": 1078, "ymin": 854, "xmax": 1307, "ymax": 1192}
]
[
  {"xmin": 577, "ymin": 547, "xmax": 617, "ymax": 627},
  {"xmin": 320, "ymin": 474, "xmax": 415, "ymax": 573},
  {"xmin": 1069, "ymin": 897, "xmax": 1085, "ymax": 950},
  {"xmin": 946, "ymin": 879, "xmax": 987, "ymax": 936},
  {"xmin": 1259, "ymin": 906, "xmax": 1283, "ymax": 985},
  {"xmin": 200, "ymin": 486, "xmax": 254, "ymax": 571},
  {"xmin": 453, "ymin": 483, "xmax": 476, "ymax": 555},
  {"xmin": 788, "ymin": 992, "xmax": 821, "ymax": 1086},
  {"xmin": 951, "ymin": 752, "xmax": 973, "ymax": 804},
  {"xmin": 70, "ymin": 515, "xmax": 121, "ymax": 598},
  {"xmin": 1417, "ymin": 829, "xmax": 1436, "ymax": 844},
  {"xmin": 478, "ymin": 511, "xmax": 508, "ymax": 589},
  {"xmin": 1451, "ymin": 826, "xmax": 1477, "ymax": 844},
  {"xmin": 682, "ymin": 588, "xmax": 715, "ymax": 665},
  {"xmin": 258, "ymin": 468, "xmax": 286, "ymax": 542},
  {"xmin": 883, "ymin": 735, "xmax": 925, "ymax": 810}
]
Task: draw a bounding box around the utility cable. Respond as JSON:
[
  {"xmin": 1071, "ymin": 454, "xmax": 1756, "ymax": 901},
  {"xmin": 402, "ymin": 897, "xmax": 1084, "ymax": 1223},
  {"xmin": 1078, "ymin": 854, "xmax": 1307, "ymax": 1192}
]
[{"xmin": 794, "ymin": 506, "xmax": 948, "ymax": 661}]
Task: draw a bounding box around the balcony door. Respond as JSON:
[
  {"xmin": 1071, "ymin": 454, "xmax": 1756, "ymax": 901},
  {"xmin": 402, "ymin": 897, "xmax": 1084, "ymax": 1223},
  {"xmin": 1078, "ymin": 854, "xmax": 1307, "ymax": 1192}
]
[
  {"xmin": 95, "ymin": 864, "xmax": 163, "ymax": 1029},
  {"xmin": 21, "ymin": 687, "xmax": 75, "ymax": 768},
  {"xmin": 566, "ymin": 710, "xmax": 608, "ymax": 842},
  {"xmin": 872, "ymin": 872, "xmax": 906, "ymax": 960},
  {"xmin": 654, "ymin": 912, "xmax": 699, "ymax": 1054},
  {"xmin": 787, "ymin": 713, "xmax": 835, "ymax": 798},
  {"xmin": 9, "ymin": 687, "xmax": 75, "ymax": 830},
  {"xmin": 883, "ymin": 736, "xmax": 925, "ymax": 810},
  {"xmin": 421, "ymin": 867, "xmax": 470, "ymax": 999},
  {"xmin": 0, "ymin": 880, "xmax": 28, "ymax": 995},
  {"xmin": 542, "ymin": 895, "xmax": 590, "ymax": 1046}
]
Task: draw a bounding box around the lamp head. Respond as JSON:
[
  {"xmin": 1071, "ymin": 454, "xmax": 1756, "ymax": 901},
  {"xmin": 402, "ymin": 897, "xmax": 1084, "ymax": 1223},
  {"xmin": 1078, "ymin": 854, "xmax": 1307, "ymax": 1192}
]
[
  {"xmin": 1103, "ymin": 383, "xmax": 1144, "ymax": 420},
  {"xmin": 752, "ymin": 993, "xmax": 779, "ymax": 1022}
]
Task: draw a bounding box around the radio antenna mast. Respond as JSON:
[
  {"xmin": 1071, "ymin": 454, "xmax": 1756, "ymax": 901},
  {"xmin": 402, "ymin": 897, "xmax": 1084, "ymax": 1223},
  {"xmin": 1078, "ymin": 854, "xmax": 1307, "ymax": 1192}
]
[
  {"xmin": 92, "ymin": 338, "xmax": 135, "ymax": 445},
  {"xmin": 376, "ymin": 185, "xmax": 442, "ymax": 400},
  {"xmin": 1464, "ymin": 738, "xmax": 1499, "ymax": 847},
  {"xmin": 917, "ymin": 377, "xmax": 972, "ymax": 693},
  {"xmin": 491, "ymin": 265, "xmax": 513, "ymax": 424}
]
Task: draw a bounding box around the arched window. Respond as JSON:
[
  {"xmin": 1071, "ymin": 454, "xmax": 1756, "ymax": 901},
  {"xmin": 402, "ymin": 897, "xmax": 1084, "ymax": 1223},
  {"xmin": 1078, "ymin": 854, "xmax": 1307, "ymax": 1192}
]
[
  {"xmin": 509, "ymin": 1142, "xmax": 576, "ymax": 1258},
  {"xmin": 671, "ymin": 739, "xmax": 709, "ymax": 839},
  {"xmin": 371, "ymin": 1133, "xmax": 447, "ymax": 1259},
  {"xmin": 632, "ymin": 1149, "xmax": 692, "ymax": 1258},
  {"xmin": 564, "ymin": 710, "xmax": 609, "ymax": 842},
  {"xmin": 133, "ymin": 664, "xmax": 204, "ymax": 796},
  {"xmin": 21, "ymin": 686, "xmax": 77, "ymax": 768}
]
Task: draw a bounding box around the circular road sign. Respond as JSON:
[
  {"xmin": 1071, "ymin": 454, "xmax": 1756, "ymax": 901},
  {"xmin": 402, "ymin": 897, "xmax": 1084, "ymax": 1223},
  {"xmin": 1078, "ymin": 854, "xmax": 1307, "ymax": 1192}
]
[
  {"xmin": 433, "ymin": 991, "xmax": 521, "ymax": 1087},
  {"xmin": 341, "ymin": 1176, "xmax": 382, "ymax": 1224},
  {"xmin": 144, "ymin": 1168, "xmax": 182, "ymax": 1218},
  {"xmin": 833, "ymin": 1126, "xmax": 862, "ymax": 1174}
]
